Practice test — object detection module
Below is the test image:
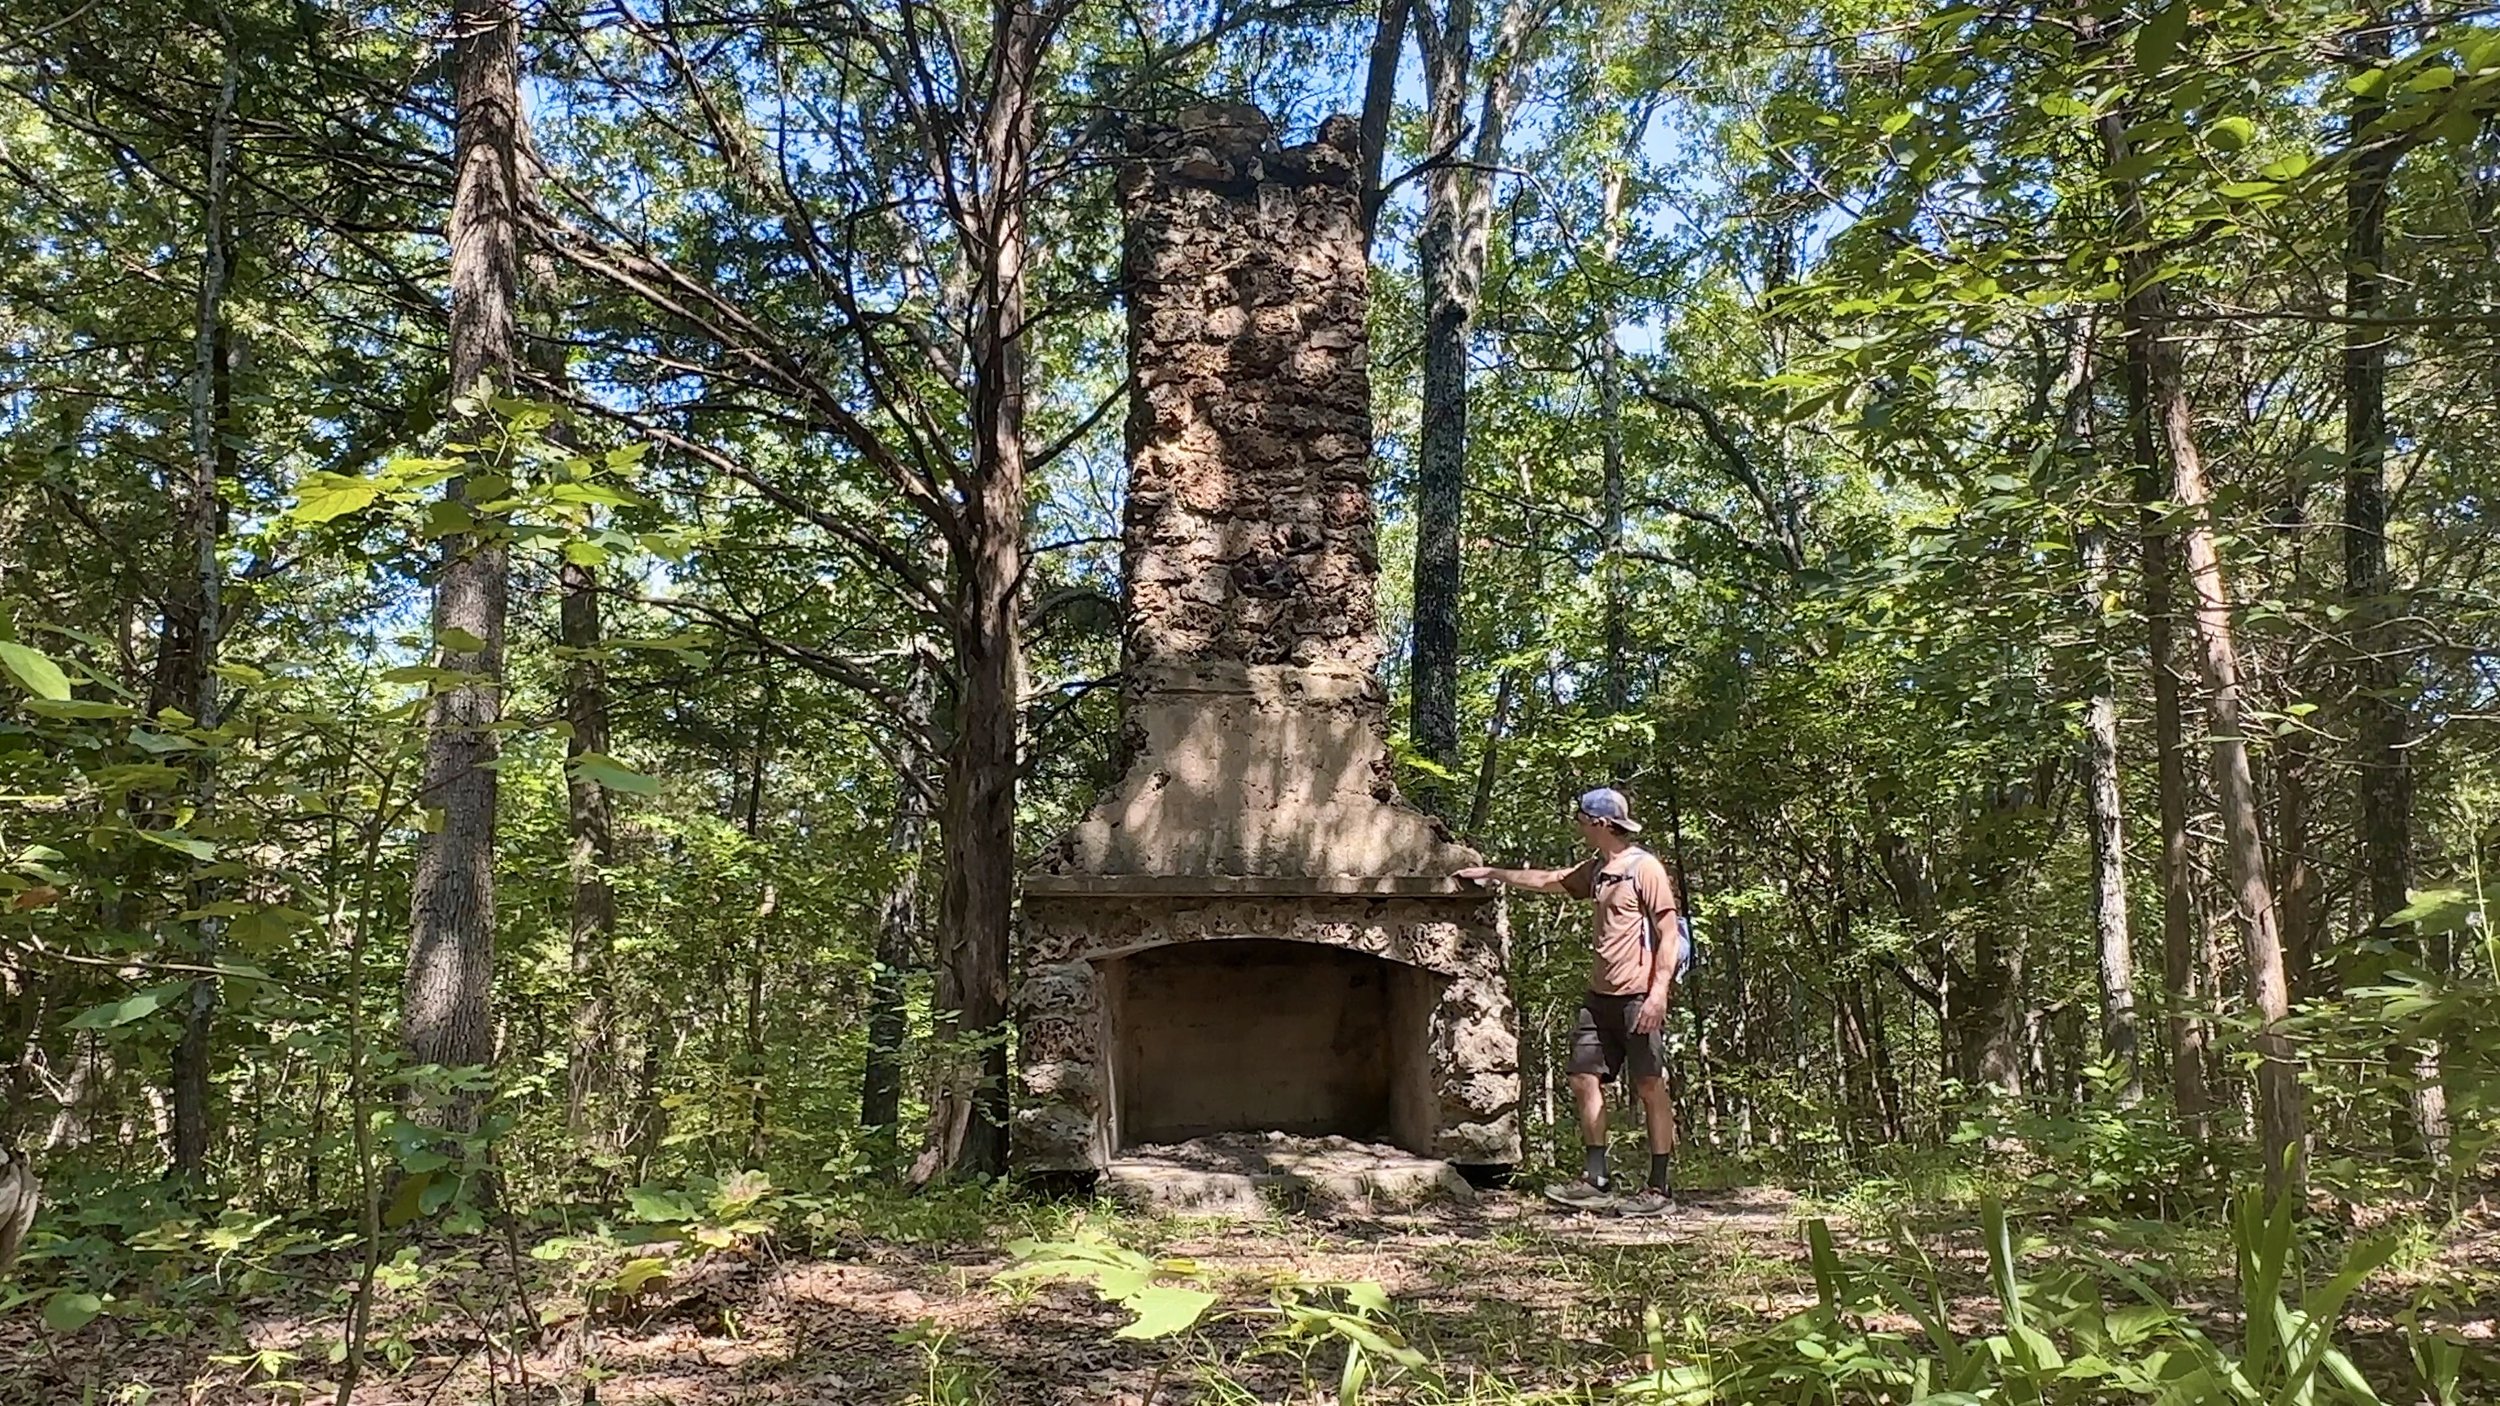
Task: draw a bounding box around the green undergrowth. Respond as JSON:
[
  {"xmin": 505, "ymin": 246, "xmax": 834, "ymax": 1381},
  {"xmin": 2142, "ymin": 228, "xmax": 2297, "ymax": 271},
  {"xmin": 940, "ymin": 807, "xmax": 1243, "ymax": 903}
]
[
  {"xmin": 9, "ymin": 1154, "xmax": 2495, "ymax": 1404},
  {"xmin": 996, "ymin": 1185, "xmax": 2496, "ymax": 1406}
]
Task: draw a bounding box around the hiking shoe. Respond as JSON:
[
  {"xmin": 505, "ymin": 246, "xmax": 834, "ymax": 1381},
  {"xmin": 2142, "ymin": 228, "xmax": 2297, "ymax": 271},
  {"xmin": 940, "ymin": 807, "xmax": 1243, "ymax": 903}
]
[
  {"xmin": 1614, "ymin": 1187, "xmax": 1678, "ymax": 1218},
  {"xmin": 1544, "ymin": 1178, "xmax": 1618, "ymax": 1211}
]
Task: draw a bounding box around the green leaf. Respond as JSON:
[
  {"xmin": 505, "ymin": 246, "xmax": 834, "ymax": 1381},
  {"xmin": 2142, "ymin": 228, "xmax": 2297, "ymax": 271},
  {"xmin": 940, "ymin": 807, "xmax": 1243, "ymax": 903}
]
[
  {"xmin": 2205, "ymin": 116, "xmax": 2255, "ymax": 150},
  {"xmin": 627, "ymin": 1185, "xmax": 697, "ymax": 1223},
  {"xmin": 2135, "ymin": 1, "xmax": 2188, "ymax": 74},
  {"xmin": 575, "ymin": 753, "xmax": 662, "ymax": 795},
  {"xmin": 22, "ymin": 699, "xmax": 133, "ymax": 720},
  {"xmin": 425, "ymin": 498, "xmax": 477, "ymax": 538},
  {"xmin": 1113, "ymin": 1284, "xmax": 1216, "ymax": 1340},
  {"xmin": 292, "ymin": 474, "xmax": 383, "ymax": 524},
  {"xmin": 66, "ymin": 982, "xmax": 189, "ymax": 1030},
  {"xmin": 1807, "ymin": 1218, "xmax": 1844, "ymax": 1312},
  {"xmin": 562, "ymin": 540, "xmax": 610, "ymax": 568},
  {"xmin": 613, "ymin": 1257, "xmax": 672, "ymax": 1296},
  {"xmin": 2386, "ymin": 888, "xmax": 2474, "ymax": 936},
  {"xmin": 1982, "ymin": 1195, "xmax": 2023, "ymax": 1330},
  {"xmin": 386, "ymin": 1170, "xmax": 434, "ymax": 1229},
  {"xmin": 138, "ymin": 830, "xmax": 218, "ymax": 861},
  {"xmin": 0, "ymin": 641, "xmax": 74, "ymax": 701},
  {"xmin": 438, "ymin": 627, "xmax": 489, "ymax": 654},
  {"xmin": 43, "ymin": 1290, "xmax": 104, "ymax": 1334},
  {"xmin": 1341, "ymin": 1281, "xmax": 1392, "ymax": 1315},
  {"xmin": 223, "ymin": 907, "xmax": 313, "ymax": 953},
  {"xmin": 548, "ymin": 482, "xmax": 641, "ymax": 509}
]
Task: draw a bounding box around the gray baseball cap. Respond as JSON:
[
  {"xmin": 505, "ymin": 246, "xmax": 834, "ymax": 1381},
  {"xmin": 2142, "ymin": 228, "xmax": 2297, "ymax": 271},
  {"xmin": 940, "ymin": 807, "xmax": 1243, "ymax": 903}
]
[{"xmin": 1575, "ymin": 787, "xmax": 1642, "ymax": 833}]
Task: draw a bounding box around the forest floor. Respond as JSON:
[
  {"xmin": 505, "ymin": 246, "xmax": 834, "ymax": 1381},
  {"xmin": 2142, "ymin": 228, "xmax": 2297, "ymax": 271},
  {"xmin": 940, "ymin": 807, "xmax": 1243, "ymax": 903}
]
[{"xmin": 4, "ymin": 1179, "xmax": 2496, "ymax": 1404}]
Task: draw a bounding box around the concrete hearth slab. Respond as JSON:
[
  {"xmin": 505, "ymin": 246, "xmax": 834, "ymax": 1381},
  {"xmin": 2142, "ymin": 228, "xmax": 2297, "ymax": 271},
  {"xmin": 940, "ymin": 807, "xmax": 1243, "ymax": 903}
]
[{"xmin": 1103, "ymin": 1133, "xmax": 1475, "ymax": 1216}]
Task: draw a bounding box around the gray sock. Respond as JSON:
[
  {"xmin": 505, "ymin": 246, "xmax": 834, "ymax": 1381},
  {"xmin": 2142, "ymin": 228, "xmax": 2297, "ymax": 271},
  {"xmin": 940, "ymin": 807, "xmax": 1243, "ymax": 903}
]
[{"xmin": 1584, "ymin": 1145, "xmax": 1609, "ymax": 1188}]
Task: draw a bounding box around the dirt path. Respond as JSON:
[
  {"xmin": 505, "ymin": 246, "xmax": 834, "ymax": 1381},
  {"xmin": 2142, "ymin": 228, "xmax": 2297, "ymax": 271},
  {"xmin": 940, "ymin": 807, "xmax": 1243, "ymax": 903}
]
[
  {"xmin": 14, "ymin": 1188, "xmax": 2488, "ymax": 1403},
  {"xmin": 2, "ymin": 1188, "xmax": 1821, "ymax": 1405}
]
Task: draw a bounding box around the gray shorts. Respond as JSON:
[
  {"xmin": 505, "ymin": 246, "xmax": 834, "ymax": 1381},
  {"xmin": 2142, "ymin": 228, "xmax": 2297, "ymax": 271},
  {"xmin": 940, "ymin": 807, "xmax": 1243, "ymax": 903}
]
[{"xmin": 1570, "ymin": 992, "xmax": 1664, "ymax": 1083}]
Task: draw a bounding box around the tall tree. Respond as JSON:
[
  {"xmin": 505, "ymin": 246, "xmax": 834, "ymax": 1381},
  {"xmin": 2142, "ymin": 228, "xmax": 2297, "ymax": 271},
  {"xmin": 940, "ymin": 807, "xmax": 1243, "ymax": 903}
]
[
  {"xmin": 513, "ymin": 135, "xmax": 620, "ymax": 1165},
  {"xmin": 404, "ymin": 0, "xmax": 520, "ymax": 1131},
  {"xmin": 2127, "ymin": 338, "xmax": 2209, "ymax": 1135},
  {"xmin": 2102, "ymin": 139, "xmax": 2304, "ymax": 1193},
  {"xmin": 2052, "ymin": 317, "xmax": 2140, "ymax": 1103},
  {"xmin": 915, "ymin": 0, "xmax": 1051, "ymax": 1180},
  {"xmin": 1356, "ymin": 0, "xmax": 1408, "ymax": 242},
  {"xmin": 168, "ymin": 23, "xmax": 241, "ymax": 1180},
  {"xmin": 557, "ymin": 543, "xmax": 615, "ymax": 1157},
  {"xmin": 1408, "ymin": 0, "xmax": 1545, "ymax": 809},
  {"xmin": 861, "ymin": 641, "xmax": 935, "ymax": 1175},
  {"xmin": 2341, "ymin": 12, "xmax": 2443, "ymax": 1163}
]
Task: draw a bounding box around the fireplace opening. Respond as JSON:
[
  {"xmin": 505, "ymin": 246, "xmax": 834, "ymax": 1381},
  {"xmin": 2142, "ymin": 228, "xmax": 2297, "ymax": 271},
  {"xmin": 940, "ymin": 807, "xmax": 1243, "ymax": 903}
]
[{"xmin": 1100, "ymin": 939, "xmax": 1444, "ymax": 1155}]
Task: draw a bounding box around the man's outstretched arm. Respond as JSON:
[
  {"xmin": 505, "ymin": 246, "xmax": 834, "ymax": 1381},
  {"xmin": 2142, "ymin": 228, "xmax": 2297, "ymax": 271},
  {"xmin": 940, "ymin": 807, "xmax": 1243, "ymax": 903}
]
[{"xmin": 1453, "ymin": 864, "xmax": 1577, "ymax": 895}]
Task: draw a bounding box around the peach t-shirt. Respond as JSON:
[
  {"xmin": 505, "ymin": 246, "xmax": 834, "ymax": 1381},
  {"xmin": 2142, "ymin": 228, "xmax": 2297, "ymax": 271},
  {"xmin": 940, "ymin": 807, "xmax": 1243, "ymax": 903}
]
[{"xmin": 1561, "ymin": 848, "xmax": 1682, "ymax": 996}]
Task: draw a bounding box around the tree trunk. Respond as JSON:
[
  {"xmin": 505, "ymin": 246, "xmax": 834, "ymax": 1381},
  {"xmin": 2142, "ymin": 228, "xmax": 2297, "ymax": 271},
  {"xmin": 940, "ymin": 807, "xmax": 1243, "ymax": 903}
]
[
  {"xmin": 2272, "ymin": 695, "xmax": 2320, "ymax": 1003},
  {"xmin": 169, "ymin": 34, "xmax": 240, "ymax": 1181},
  {"xmin": 743, "ymin": 703, "xmax": 772, "ymax": 1168},
  {"xmin": 404, "ymin": 0, "xmax": 520, "ymax": 1132},
  {"xmin": 1411, "ymin": 128, "xmax": 1467, "ymax": 807},
  {"xmin": 1356, "ymin": 0, "xmax": 1408, "ymax": 241},
  {"xmin": 1597, "ymin": 156, "xmax": 1631, "ymax": 731},
  {"xmin": 1953, "ymin": 933, "xmax": 2025, "ymax": 1098},
  {"xmin": 2120, "ymin": 273, "xmax": 2304, "ymax": 1196},
  {"xmin": 2080, "ymin": 527, "xmax": 2141, "ymax": 1104},
  {"xmin": 1463, "ymin": 666, "xmax": 1518, "ymax": 838},
  {"xmin": 537, "ymin": 225, "xmax": 620, "ymax": 1165},
  {"xmin": 1408, "ymin": 0, "xmax": 1538, "ymax": 811},
  {"xmin": 2124, "ymin": 334, "xmax": 2210, "ymax": 1137},
  {"xmin": 557, "ymin": 561, "xmax": 617, "ymax": 1153},
  {"xmin": 2342, "ymin": 15, "xmax": 2444, "ymax": 1165},
  {"xmin": 1862, "ymin": 981, "xmax": 1905, "ymax": 1141},
  {"xmin": 917, "ymin": 0, "xmax": 1039, "ymax": 1182},
  {"xmin": 862, "ymin": 644, "xmax": 935, "ymax": 1175}
]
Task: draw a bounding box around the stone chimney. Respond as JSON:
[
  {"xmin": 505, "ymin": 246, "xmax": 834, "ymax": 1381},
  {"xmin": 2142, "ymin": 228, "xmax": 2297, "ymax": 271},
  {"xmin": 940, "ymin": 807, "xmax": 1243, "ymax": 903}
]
[{"xmin": 1016, "ymin": 106, "xmax": 1520, "ymax": 1179}]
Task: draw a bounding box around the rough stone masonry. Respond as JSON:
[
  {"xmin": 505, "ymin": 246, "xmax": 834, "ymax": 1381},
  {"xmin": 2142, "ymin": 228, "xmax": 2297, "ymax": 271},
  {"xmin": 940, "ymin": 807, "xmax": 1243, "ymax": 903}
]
[{"xmin": 1015, "ymin": 106, "xmax": 1521, "ymax": 1177}]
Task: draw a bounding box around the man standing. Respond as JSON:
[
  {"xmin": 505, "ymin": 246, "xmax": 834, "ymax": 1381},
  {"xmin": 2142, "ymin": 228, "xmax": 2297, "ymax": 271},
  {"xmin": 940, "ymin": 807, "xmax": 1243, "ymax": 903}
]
[{"xmin": 1457, "ymin": 788, "xmax": 1684, "ymax": 1216}]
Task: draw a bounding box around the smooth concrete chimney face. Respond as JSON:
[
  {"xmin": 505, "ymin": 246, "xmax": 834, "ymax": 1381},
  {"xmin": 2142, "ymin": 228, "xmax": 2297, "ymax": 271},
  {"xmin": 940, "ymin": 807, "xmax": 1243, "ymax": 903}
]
[{"xmin": 1015, "ymin": 107, "xmax": 1520, "ymax": 1176}]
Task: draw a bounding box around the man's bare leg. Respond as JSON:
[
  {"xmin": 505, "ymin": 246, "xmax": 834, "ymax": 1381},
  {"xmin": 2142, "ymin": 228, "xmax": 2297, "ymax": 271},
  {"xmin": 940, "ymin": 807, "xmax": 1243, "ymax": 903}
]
[
  {"xmin": 1572, "ymin": 1071, "xmax": 1607, "ymax": 1148},
  {"xmin": 1621, "ymin": 1074, "xmax": 1678, "ymax": 1212},
  {"xmin": 1633, "ymin": 1074, "xmax": 1676, "ymax": 1156},
  {"xmin": 1544, "ymin": 1071, "xmax": 1620, "ymax": 1206}
]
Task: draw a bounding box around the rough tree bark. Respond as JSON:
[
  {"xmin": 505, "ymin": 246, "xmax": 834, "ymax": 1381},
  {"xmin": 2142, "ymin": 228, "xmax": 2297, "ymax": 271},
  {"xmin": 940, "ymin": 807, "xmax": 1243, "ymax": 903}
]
[
  {"xmin": 404, "ymin": 0, "xmax": 519, "ymax": 1132},
  {"xmin": 1408, "ymin": 0, "xmax": 1541, "ymax": 811},
  {"xmin": 2343, "ymin": 14, "xmax": 2444, "ymax": 1164},
  {"xmin": 1356, "ymin": 0, "xmax": 1408, "ymax": 242},
  {"xmin": 556, "ymin": 523, "xmax": 616, "ymax": 1154},
  {"xmin": 2057, "ymin": 316, "xmax": 2140, "ymax": 1104},
  {"xmin": 861, "ymin": 643, "xmax": 935, "ymax": 1175},
  {"xmin": 2125, "ymin": 335, "xmax": 2210, "ymax": 1136},
  {"xmin": 2080, "ymin": 526, "xmax": 2141, "ymax": 1103},
  {"xmin": 914, "ymin": 0, "xmax": 1042, "ymax": 1181},
  {"xmin": 169, "ymin": 31, "xmax": 240, "ymax": 1181}
]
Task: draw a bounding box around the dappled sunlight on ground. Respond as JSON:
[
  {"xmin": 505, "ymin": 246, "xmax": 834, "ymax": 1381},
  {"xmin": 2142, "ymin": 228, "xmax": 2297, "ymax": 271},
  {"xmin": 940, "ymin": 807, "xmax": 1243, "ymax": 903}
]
[{"xmin": 7, "ymin": 1187, "xmax": 2492, "ymax": 1403}]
